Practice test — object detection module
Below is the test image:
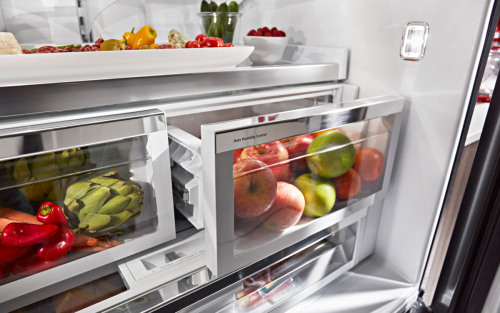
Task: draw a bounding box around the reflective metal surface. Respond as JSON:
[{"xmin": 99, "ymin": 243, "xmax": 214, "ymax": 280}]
[
  {"xmin": 0, "ymin": 108, "xmax": 165, "ymax": 161},
  {"xmin": 0, "ymin": 64, "xmax": 338, "ymax": 118}
]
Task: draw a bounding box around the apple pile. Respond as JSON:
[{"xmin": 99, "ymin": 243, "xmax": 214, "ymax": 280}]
[{"xmin": 232, "ymin": 127, "xmax": 386, "ymax": 232}]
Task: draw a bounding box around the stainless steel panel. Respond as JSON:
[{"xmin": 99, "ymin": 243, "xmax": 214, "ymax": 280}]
[
  {"xmin": 0, "ymin": 109, "xmax": 165, "ymax": 160},
  {"xmin": 0, "ymin": 64, "xmax": 338, "ymax": 118}
]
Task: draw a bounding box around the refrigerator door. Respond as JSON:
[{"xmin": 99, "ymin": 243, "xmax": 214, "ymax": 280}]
[
  {"xmin": 199, "ymin": 95, "xmax": 404, "ymax": 277},
  {"xmin": 432, "ymin": 10, "xmax": 500, "ymax": 311}
]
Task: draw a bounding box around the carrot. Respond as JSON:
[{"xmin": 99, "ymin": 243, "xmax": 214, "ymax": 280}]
[
  {"xmin": 0, "ymin": 207, "xmax": 42, "ymax": 225},
  {"xmin": 72, "ymin": 246, "xmax": 108, "ymax": 253},
  {"xmin": 97, "ymin": 240, "xmax": 123, "ymax": 248},
  {"xmin": 73, "ymin": 234, "xmax": 99, "ymax": 248},
  {"xmin": 0, "ymin": 217, "xmax": 20, "ymax": 232}
]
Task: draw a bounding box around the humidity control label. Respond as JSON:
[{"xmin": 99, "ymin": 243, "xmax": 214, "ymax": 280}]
[
  {"xmin": 233, "ymin": 133, "xmax": 267, "ymax": 143},
  {"xmin": 216, "ymin": 120, "xmax": 313, "ymax": 153}
]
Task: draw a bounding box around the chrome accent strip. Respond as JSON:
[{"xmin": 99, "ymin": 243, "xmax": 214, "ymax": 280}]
[
  {"xmin": 0, "ymin": 109, "xmax": 165, "ymax": 160},
  {"xmin": 0, "ymin": 64, "xmax": 338, "ymax": 118}
]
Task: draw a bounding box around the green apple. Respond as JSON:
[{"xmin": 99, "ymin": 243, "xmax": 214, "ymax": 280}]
[
  {"xmin": 294, "ymin": 173, "xmax": 336, "ymax": 217},
  {"xmin": 306, "ymin": 130, "xmax": 356, "ymax": 178}
]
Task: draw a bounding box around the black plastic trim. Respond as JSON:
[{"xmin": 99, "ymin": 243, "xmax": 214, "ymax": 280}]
[{"xmin": 431, "ymin": 1, "xmax": 500, "ymax": 312}]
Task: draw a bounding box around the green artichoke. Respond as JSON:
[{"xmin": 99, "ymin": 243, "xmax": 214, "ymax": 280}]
[{"xmin": 64, "ymin": 170, "xmax": 144, "ymax": 233}]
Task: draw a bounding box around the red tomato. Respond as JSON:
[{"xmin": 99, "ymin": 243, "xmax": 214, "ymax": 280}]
[
  {"xmin": 280, "ymin": 31, "xmax": 286, "ymax": 37},
  {"xmin": 262, "ymin": 27, "xmax": 270, "ymax": 33},
  {"xmin": 247, "ymin": 29, "xmax": 256, "ymax": 36},
  {"xmin": 264, "ymin": 33, "xmax": 272, "ymax": 37},
  {"xmin": 202, "ymin": 37, "xmax": 220, "ymax": 47},
  {"xmin": 270, "ymin": 27, "xmax": 277, "ymax": 33},
  {"xmin": 353, "ymin": 148, "xmax": 385, "ymax": 182},
  {"xmin": 215, "ymin": 37, "xmax": 224, "ymax": 45},
  {"xmin": 185, "ymin": 41, "xmax": 192, "ymax": 48},
  {"xmin": 332, "ymin": 168, "xmax": 362, "ymax": 200},
  {"xmin": 257, "ymin": 28, "xmax": 263, "ymax": 32},
  {"xmin": 195, "ymin": 34, "xmax": 207, "ymax": 42},
  {"xmin": 254, "ymin": 31, "xmax": 263, "ymax": 36},
  {"xmin": 190, "ymin": 41, "xmax": 201, "ymax": 48},
  {"xmin": 224, "ymin": 43, "xmax": 234, "ymax": 47}
]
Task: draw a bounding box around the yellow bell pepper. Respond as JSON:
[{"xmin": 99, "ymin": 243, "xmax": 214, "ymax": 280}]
[
  {"xmin": 150, "ymin": 43, "xmax": 159, "ymax": 48},
  {"xmin": 130, "ymin": 25, "xmax": 157, "ymax": 50},
  {"xmin": 119, "ymin": 28, "xmax": 135, "ymax": 46}
]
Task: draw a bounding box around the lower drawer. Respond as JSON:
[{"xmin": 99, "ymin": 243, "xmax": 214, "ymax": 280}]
[{"xmin": 218, "ymin": 222, "xmax": 358, "ymax": 313}]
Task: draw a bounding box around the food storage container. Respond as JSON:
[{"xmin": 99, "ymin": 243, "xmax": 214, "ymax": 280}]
[
  {"xmin": 198, "ymin": 12, "xmax": 243, "ymax": 44},
  {"xmin": 0, "ymin": 107, "xmax": 176, "ymax": 306},
  {"xmin": 166, "ymin": 91, "xmax": 404, "ymax": 277},
  {"xmin": 244, "ymin": 36, "xmax": 288, "ymax": 65}
]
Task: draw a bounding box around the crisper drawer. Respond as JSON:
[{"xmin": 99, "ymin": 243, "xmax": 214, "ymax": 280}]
[
  {"xmin": 0, "ymin": 109, "xmax": 176, "ymax": 310},
  {"xmin": 167, "ymin": 95, "xmax": 404, "ymax": 277},
  {"xmin": 219, "ymin": 222, "xmax": 358, "ymax": 313}
]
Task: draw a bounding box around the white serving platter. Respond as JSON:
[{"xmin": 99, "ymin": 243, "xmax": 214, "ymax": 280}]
[{"xmin": 0, "ymin": 46, "xmax": 254, "ymax": 87}]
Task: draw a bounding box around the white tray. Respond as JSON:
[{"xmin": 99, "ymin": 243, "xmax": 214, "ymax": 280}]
[{"xmin": 0, "ymin": 46, "xmax": 254, "ymax": 87}]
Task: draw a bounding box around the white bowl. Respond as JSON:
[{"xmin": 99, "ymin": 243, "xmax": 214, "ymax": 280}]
[{"xmin": 243, "ymin": 36, "xmax": 288, "ymax": 65}]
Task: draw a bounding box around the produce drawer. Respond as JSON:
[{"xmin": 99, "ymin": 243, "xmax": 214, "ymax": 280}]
[
  {"xmin": 219, "ymin": 222, "xmax": 358, "ymax": 313},
  {"xmin": 167, "ymin": 95, "xmax": 404, "ymax": 277},
  {"xmin": 0, "ymin": 109, "xmax": 176, "ymax": 311}
]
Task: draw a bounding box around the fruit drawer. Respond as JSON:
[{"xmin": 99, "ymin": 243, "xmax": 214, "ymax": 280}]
[
  {"xmin": 220, "ymin": 222, "xmax": 357, "ymax": 313},
  {"xmin": 167, "ymin": 95, "xmax": 404, "ymax": 277}
]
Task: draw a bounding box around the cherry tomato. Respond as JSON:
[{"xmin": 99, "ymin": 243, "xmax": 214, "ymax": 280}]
[
  {"xmin": 195, "ymin": 34, "xmax": 207, "ymax": 42},
  {"xmin": 215, "ymin": 38, "xmax": 224, "ymax": 45},
  {"xmin": 185, "ymin": 41, "xmax": 192, "ymax": 48},
  {"xmin": 254, "ymin": 31, "xmax": 263, "ymax": 37},
  {"xmin": 223, "ymin": 43, "xmax": 234, "ymax": 47},
  {"xmin": 202, "ymin": 37, "xmax": 220, "ymax": 47},
  {"xmin": 247, "ymin": 29, "xmax": 256, "ymax": 36},
  {"xmin": 190, "ymin": 41, "xmax": 201, "ymax": 48}
]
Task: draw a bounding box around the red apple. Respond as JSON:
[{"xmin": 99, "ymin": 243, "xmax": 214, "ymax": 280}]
[
  {"xmin": 279, "ymin": 165, "xmax": 294, "ymax": 184},
  {"xmin": 257, "ymin": 182, "xmax": 305, "ymax": 231},
  {"xmin": 241, "ymin": 141, "xmax": 289, "ymax": 180},
  {"xmin": 283, "ymin": 134, "xmax": 314, "ymax": 174},
  {"xmin": 233, "ymin": 149, "xmax": 243, "ymax": 164},
  {"xmin": 233, "ymin": 159, "xmax": 277, "ymax": 218}
]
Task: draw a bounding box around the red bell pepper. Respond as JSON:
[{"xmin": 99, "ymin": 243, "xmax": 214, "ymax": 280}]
[
  {"xmin": 0, "ymin": 242, "xmax": 33, "ymax": 265},
  {"xmin": 0, "ymin": 223, "xmax": 59, "ymax": 247},
  {"xmin": 38, "ymin": 227, "xmax": 75, "ymax": 260},
  {"xmin": 11, "ymin": 251, "xmax": 66, "ymax": 277},
  {"xmin": 0, "ymin": 262, "xmax": 10, "ymax": 279},
  {"xmin": 37, "ymin": 202, "xmax": 68, "ymax": 226}
]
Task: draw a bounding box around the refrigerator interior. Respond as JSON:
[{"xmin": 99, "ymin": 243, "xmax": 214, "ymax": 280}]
[
  {"xmin": 233, "ymin": 0, "xmax": 494, "ymax": 311},
  {"xmin": 0, "ymin": 0, "xmax": 495, "ymax": 311}
]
